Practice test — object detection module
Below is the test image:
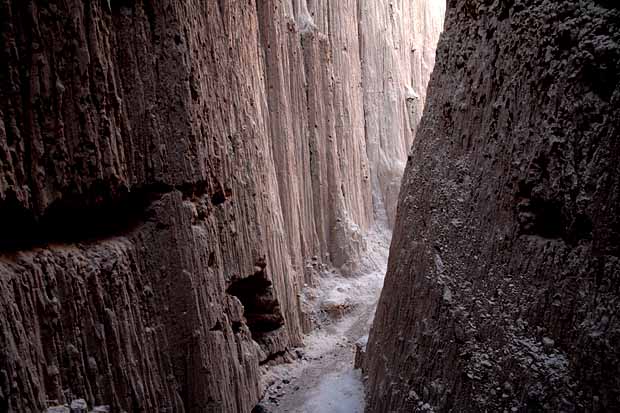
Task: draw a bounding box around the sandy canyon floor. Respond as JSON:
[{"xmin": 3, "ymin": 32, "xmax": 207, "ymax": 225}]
[{"xmin": 259, "ymin": 210, "xmax": 391, "ymax": 413}]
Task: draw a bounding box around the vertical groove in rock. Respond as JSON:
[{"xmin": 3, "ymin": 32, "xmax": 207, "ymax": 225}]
[
  {"xmin": 365, "ymin": 1, "xmax": 620, "ymax": 412},
  {"xmin": 358, "ymin": 0, "xmax": 445, "ymax": 226}
]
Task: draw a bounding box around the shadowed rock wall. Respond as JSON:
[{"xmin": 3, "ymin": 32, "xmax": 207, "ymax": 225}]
[{"xmin": 365, "ymin": 1, "xmax": 620, "ymax": 412}]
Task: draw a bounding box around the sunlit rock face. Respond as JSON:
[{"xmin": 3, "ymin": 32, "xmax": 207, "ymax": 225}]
[
  {"xmin": 0, "ymin": 0, "xmax": 443, "ymax": 411},
  {"xmin": 365, "ymin": 1, "xmax": 620, "ymax": 412},
  {"xmin": 262, "ymin": 0, "xmax": 374, "ymax": 278},
  {"xmin": 359, "ymin": 0, "xmax": 446, "ymax": 226}
]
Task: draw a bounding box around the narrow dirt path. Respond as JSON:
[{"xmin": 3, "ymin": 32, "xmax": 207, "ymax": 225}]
[{"xmin": 259, "ymin": 220, "xmax": 391, "ymax": 413}]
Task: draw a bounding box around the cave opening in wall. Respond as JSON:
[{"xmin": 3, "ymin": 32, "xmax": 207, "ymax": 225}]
[{"xmin": 227, "ymin": 266, "xmax": 285, "ymax": 344}]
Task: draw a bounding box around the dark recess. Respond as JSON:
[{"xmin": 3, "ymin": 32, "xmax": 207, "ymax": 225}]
[
  {"xmin": 0, "ymin": 186, "xmax": 156, "ymax": 251},
  {"xmin": 252, "ymin": 403, "xmax": 269, "ymax": 413},
  {"xmin": 211, "ymin": 189, "xmax": 226, "ymax": 205},
  {"xmin": 226, "ymin": 268, "xmax": 285, "ymax": 342},
  {"xmin": 0, "ymin": 181, "xmax": 221, "ymax": 252},
  {"xmin": 0, "ymin": 181, "xmax": 196, "ymax": 251},
  {"xmin": 109, "ymin": 0, "xmax": 134, "ymax": 14},
  {"xmin": 258, "ymin": 350, "xmax": 288, "ymax": 366}
]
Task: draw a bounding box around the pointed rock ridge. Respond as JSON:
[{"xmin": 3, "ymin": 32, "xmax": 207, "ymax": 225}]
[{"xmin": 365, "ymin": 0, "xmax": 620, "ymax": 411}]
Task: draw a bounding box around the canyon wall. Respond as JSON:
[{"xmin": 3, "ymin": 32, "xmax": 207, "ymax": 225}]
[
  {"xmin": 359, "ymin": 0, "xmax": 445, "ymax": 226},
  {"xmin": 0, "ymin": 0, "xmax": 443, "ymax": 411},
  {"xmin": 0, "ymin": 2, "xmax": 302, "ymax": 411},
  {"xmin": 365, "ymin": 1, "xmax": 620, "ymax": 412}
]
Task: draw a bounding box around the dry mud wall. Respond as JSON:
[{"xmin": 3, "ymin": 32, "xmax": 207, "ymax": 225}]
[{"xmin": 365, "ymin": 1, "xmax": 620, "ymax": 412}]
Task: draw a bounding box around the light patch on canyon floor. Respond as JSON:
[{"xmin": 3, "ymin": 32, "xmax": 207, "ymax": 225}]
[{"xmin": 259, "ymin": 211, "xmax": 391, "ymax": 413}]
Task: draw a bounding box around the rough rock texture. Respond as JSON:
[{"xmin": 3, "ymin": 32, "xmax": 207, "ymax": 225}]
[
  {"xmin": 365, "ymin": 1, "xmax": 620, "ymax": 412},
  {"xmin": 0, "ymin": 0, "xmax": 443, "ymax": 411},
  {"xmin": 0, "ymin": 193, "xmax": 269, "ymax": 412},
  {"xmin": 1, "ymin": 2, "xmax": 301, "ymax": 411}
]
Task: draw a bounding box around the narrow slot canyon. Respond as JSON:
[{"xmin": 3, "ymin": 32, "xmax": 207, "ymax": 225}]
[{"xmin": 0, "ymin": 1, "xmax": 618, "ymax": 413}]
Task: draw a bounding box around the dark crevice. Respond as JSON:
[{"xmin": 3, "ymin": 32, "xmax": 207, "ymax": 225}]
[
  {"xmin": 210, "ymin": 321, "xmax": 223, "ymax": 332},
  {"xmin": 143, "ymin": 0, "xmax": 158, "ymax": 38},
  {"xmin": 516, "ymin": 185, "xmax": 594, "ymax": 244},
  {"xmin": 252, "ymin": 404, "xmax": 269, "ymax": 413},
  {"xmin": 208, "ymin": 252, "xmax": 216, "ymax": 267},
  {"xmin": 529, "ymin": 199, "xmax": 564, "ymax": 239},
  {"xmin": 216, "ymin": 0, "xmax": 226, "ymax": 24},
  {"xmin": 110, "ymin": 0, "xmax": 134, "ymax": 14},
  {"xmin": 232, "ymin": 321, "xmax": 243, "ymax": 334},
  {"xmin": 497, "ymin": 0, "xmax": 514, "ymax": 20},
  {"xmin": 0, "ymin": 181, "xmax": 217, "ymax": 252},
  {"xmin": 0, "ymin": 185, "xmax": 153, "ymax": 252},
  {"xmin": 568, "ymin": 213, "xmax": 593, "ymax": 244},
  {"xmin": 584, "ymin": 58, "xmax": 617, "ymax": 102},
  {"xmin": 516, "ymin": 195, "xmax": 564, "ymax": 239},
  {"xmin": 595, "ymin": 0, "xmax": 620, "ymax": 9},
  {"xmin": 211, "ymin": 190, "xmax": 226, "ymax": 205},
  {"xmin": 210, "ymin": 184, "xmax": 231, "ymax": 206},
  {"xmin": 226, "ymin": 266, "xmax": 285, "ymax": 343}
]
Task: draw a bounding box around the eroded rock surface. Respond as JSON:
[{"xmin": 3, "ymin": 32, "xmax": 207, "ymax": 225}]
[
  {"xmin": 359, "ymin": 0, "xmax": 445, "ymax": 226},
  {"xmin": 0, "ymin": 0, "xmax": 444, "ymax": 411},
  {"xmin": 365, "ymin": 1, "xmax": 619, "ymax": 412}
]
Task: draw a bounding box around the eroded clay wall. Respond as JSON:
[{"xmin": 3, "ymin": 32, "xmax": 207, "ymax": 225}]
[{"xmin": 365, "ymin": 1, "xmax": 620, "ymax": 411}]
